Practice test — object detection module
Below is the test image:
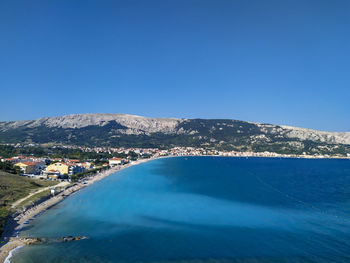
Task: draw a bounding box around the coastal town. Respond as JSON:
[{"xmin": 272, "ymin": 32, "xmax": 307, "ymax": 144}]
[
  {"xmin": 0, "ymin": 144, "xmax": 349, "ymax": 262},
  {"xmin": 1, "ymin": 143, "xmax": 349, "ymax": 183},
  {"xmin": 1, "ymin": 155, "xmax": 122, "ymax": 181},
  {"xmin": 1, "ymin": 0, "xmax": 349, "ymax": 261}
]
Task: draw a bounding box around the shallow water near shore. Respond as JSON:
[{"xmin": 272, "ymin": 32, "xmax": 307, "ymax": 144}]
[{"xmin": 10, "ymin": 157, "xmax": 350, "ymax": 262}]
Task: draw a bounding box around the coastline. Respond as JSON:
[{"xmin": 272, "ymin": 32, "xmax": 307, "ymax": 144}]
[
  {"xmin": 1, "ymin": 155, "xmax": 348, "ymax": 262},
  {"xmin": 0, "ymin": 157, "xmax": 156, "ymax": 263}
]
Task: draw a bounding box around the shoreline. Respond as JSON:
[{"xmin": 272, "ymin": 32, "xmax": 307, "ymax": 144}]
[
  {"xmin": 3, "ymin": 245, "xmax": 23, "ymax": 263},
  {"xmin": 1, "ymin": 155, "xmax": 348, "ymax": 262},
  {"xmin": 0, "ymin": 157, "xmax": 156, "ymax": 263}
]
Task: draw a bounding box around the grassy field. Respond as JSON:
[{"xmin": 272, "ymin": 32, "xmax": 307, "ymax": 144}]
[
  {"xmin": 0, "ymin": 171, "xmax": 57, "ymax": 237},
  {"xmin": 17, "ymin": 190, "xmax": 51, "ymax": 210}
]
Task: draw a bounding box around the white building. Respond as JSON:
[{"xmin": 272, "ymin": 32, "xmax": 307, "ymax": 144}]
[{"xmin": 109, "ymin": 157, "xmax": 122, "ymax": 166}]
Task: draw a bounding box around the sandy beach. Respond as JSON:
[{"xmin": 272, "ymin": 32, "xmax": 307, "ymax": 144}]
[{"xmin": 0, "ymin": 158, "xmax": 155, "ymax": 263}]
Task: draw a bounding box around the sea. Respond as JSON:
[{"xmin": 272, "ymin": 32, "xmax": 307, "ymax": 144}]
[{"xmin": 9, "ymin": 156, "xmax": 350, "ymax": 263}]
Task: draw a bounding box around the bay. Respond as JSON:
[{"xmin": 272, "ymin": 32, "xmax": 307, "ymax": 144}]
[{"xmin": 11, "ymin": 157, "xmax": 350, "ymax": 262}]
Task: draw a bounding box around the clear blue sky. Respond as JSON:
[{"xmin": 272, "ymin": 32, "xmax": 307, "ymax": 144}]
[{"xmin": 0, "ymin": 0, "xmax": 349, "ymax": 131}]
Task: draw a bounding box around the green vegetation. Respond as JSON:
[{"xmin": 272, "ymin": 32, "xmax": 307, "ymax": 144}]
[
  {"xmin": 0, "ymin": 171, "xmax": 57, "ymax": 236},
  {"xmin": 0, "ymin": 119, "xmax": 349, "ymax": 156},
  {"xmin": 0, "ymin": 144, "xmax": 112, "ymax": 160},
  {"xmin": 0, "ymin": 145, "xmax": 144, "ymax": 164},
  {"xmin": 17, "ymin": 190, "xmax": 51, "ymax": 210},
  {"xmin": 70, "ymin": 166, "xmax": 110, "ymax": 182},
  {"xmin": 0, "ymin": 161, "xmax": 21, "ymax": 174}
]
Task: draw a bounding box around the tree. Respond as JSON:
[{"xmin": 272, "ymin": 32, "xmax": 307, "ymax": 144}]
[{"xmin": 0, "ymin": 161, "xmax": 21, "ymax": 174}]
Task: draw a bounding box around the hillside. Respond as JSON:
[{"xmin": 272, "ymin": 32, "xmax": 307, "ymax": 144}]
[
  {"xmin": 0, "ymin": 113, "xmax": 349, "ymax": 156},
  {"xmin": 0, "ymin": 171, "xmax": 57, "ymax": 236}
]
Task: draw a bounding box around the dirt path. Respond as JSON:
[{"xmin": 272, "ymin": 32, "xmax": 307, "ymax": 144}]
[{"xmin": 11, "ymin": 181, "xmax": 70, "ymax": 209}]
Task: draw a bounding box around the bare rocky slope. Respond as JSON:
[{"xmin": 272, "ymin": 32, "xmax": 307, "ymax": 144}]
[
  {"xmin": 0, "ymin": 113, "xmax": 349, "ymax": 155},
  {"xmin": 1, "ymin": 114, "xmax": 181, "ymax": 133}
]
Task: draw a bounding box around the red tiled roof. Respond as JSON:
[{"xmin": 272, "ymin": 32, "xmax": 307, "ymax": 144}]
[{"xmin": 20, "ymin": 162, "xmax": 37, "ymax": 166}]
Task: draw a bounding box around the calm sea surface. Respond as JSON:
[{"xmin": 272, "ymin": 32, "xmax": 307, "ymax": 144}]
[{"xmin": 10, "ymin": 157, "xmax": 350, "ymax": 262}]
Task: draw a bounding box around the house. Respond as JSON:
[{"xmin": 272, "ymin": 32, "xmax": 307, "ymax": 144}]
[
  {"xmin": 80, "ymin": 162, "xmax": 93, "ymax": 170},
  {"xmin": 68, "ymin": 165, "xmax": 85, "ymax": 175},
  {"xmin": 14, "ymin": 162, "xmax": 37, "ymax": 174},
  {"xmin": 66, "ymin": 159, "xmax": 80, "ymax": 165},
  {"xmin": 46, "ymin": 170, "xmax": 61, "ymax": 180},
  {"xmin": 109, "ymin": 157, "xmax": 122, "ymax": 166},
  {"xmin": 43, "ymin": 162, "xmax": 69, "ymax": 178},
  {"xmin": 34, "ymin": 161, "xmax": 47, "ymax": 174},
  {"xmin": 6, "ymin": 157, "xmax": 23, "ymax": 164}
]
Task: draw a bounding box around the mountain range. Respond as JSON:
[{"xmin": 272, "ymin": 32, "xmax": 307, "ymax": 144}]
[{"xmin": 0, "ymin": 113, "xmax": 349, "ymax": 155}]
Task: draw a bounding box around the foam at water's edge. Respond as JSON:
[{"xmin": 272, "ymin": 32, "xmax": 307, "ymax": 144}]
[{"xmin": 4, "ymin": 245, "xmax": 24, "ymax": 263}]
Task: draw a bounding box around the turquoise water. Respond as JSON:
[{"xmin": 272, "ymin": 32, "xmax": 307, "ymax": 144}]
[{"xmin": 10, "ymin": 157, "xmax": 350, "ymax": 262}]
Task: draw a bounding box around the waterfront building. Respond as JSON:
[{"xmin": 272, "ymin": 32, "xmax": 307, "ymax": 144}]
[
  {"xmin": 109, "ymin": 157, "xmax": 123, "ymax": 166},
  {"xmin": 44, "ymin": 162, "xmax": 69, "ymax": 178}
]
